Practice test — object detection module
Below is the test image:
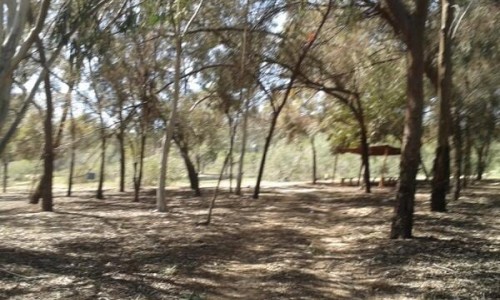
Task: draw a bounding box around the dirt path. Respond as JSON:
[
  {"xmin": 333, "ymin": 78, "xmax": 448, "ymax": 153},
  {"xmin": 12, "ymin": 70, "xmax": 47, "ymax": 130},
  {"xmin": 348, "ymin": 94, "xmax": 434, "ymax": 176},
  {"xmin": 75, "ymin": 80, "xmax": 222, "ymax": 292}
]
[{"xmin": 0, "ymin": 182, "xmax": 499, "ymax": 299}]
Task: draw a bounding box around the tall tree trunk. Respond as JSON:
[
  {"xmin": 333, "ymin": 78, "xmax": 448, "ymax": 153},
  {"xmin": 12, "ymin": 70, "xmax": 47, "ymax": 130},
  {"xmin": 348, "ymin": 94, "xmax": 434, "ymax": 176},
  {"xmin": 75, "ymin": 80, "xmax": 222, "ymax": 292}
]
[
  {"xmin": 235, "ymin": 0, "xmax": 250, "ymax": 196},
  {"xmin": 310, "ymin": 136, "xmax": 317, "ymax": 184},
  {"xmin": 41, "ymin": 60, "xmax": 53, "ymax": 212},
  {"xmin": 157, "ymin": 35, "xmax": 182, "ymax": 212},
  {"xmin": 390, "ymin": 1, "xmax": 428, "ymax": 239},
  {"xmin": 431, "ymin": 0, "xmax": 454, "ymax": 212}
]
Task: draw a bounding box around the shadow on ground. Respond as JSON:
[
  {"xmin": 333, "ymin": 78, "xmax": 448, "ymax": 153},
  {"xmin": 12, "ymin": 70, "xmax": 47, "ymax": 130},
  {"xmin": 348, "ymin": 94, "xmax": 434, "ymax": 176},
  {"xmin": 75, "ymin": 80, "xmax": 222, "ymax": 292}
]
[{"xmin": 0, "ymin": 181, "xmax": 499, "ymax": 299}]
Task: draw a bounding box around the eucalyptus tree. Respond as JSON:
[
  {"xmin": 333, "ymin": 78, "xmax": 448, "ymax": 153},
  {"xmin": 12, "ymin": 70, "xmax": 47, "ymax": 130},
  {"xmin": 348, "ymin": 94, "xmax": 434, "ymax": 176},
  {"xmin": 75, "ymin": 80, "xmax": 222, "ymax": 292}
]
[
  {"xmin": 0, "ymin": 0, "xmax": 50, "ymax": 136},
  {"xmin": 0, "ymin": 0, "xmax": 111, "ymax": 157},
  {"xmin": 156, "ymin": 0, "xmax": 205, "ymax": 212},
  {"xmin": 28, "ymin": 0, "xmax": 114, "ymax": 205},
  {"xmin": 355, "ymin": 0, "xmax": 431, "ymax": 238}
]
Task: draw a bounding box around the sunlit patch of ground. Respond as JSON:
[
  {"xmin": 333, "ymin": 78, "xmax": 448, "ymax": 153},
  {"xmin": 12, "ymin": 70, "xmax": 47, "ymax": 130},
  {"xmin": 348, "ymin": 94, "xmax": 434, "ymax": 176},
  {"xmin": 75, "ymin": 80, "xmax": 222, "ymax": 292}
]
[{"xmin": 0, "ymin": 181, "xmax": 498, "ymax": 299}]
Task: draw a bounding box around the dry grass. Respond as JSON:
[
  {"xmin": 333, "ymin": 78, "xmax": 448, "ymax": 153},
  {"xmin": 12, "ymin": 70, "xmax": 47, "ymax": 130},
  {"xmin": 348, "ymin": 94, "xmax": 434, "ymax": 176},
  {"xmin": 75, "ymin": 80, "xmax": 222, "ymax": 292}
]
[{"xmin": 0, "ymin": 181, "xmax": 498, "ymax": 299}]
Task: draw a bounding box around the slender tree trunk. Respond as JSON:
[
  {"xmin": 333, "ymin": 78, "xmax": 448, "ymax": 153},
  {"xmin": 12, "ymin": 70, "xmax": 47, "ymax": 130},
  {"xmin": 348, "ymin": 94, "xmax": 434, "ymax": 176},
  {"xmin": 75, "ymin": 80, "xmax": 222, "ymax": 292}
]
[
  {"xmin": 390, "ymin": 6, "xmax": 428, "ymax": 239},
  {"xmin": 310, "ymin": 136, "xmax": 317, "ymax": 184},
  {"xmin": 358, "ymin": 112, "xmax": 371, "ymax": 193},
  {"xmin": 227, "ymin": 115, "xmax": 237, "ymax": 193},
  {"xmin": 133, "ymin": 134, "xmax": 147, "ymax": 202},
  {"xmin": 476, "ymin": 146, "xmax": 485, "ymax": 181},
  {"xmin": 431, "ymin": 0, "xmax": 454, "ymax": 212},
  {"xmin": 67, "ymin": 146, "xmax": 75, "ymax": 197},
  {"xmin": 235, "ymin": 0, "xmax": 250, "ymax": 195},
  {"xmin": 228, "ymin": 148, "xmax": 234, "ymax": 193},
  {"xmin": 117, "ymin": 129, "xmax": 126, "ymax": 192},
  {"xmin": 253, "ymin": 113, "xmax": 278, "ymax": 199},
  {"xmin": 204, "ymin": 148, "xmax": 231, "ymax": 225},
  {"xmin": 96, "ymin": 128, "xmax": 106, "ymax": 199},
  {"xmin": 157, "ymin": 35, "xmax": 182, "ymax": 212},
  {"xmin": 67, "ymin": 103, "xmax": 76, "ymax": 197}
]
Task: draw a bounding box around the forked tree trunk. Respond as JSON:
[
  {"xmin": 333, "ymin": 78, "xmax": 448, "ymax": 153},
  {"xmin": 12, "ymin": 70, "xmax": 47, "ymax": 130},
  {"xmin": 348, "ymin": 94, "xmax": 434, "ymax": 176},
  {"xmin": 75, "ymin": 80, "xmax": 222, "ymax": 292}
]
[
  {"xmin": 174, "ymin": 138, "xmax": 201, "ymax": 196},
  {"xmin": 30, "ymin": 39, "xmax": 55, "ymax": 208},
  {"xmin": 31, "ymin": 77, "xmax": 73, "ymax": 204},
  {"xmin": 431, "ymin": 0, "xmax": 454, "ymax": 212},
  {"xmin": 390, "ymin": 1, "xmax": 428, "ymax": 239}
]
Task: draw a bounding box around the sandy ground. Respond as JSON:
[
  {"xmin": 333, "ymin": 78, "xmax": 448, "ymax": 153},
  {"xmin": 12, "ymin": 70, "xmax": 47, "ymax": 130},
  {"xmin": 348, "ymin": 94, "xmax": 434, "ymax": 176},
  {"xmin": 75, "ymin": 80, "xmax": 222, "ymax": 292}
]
[{"xmin": 0, "ymin": 181, "xmax": 499, "ymax": 299}]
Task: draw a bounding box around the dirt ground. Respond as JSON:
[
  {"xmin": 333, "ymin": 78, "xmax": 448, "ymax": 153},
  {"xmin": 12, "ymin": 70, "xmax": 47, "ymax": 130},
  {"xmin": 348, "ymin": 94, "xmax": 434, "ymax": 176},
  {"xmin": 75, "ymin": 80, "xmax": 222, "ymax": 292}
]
[{"xmin": 0, "ymin": 181, "xmax": 499, "ymax": 300}]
